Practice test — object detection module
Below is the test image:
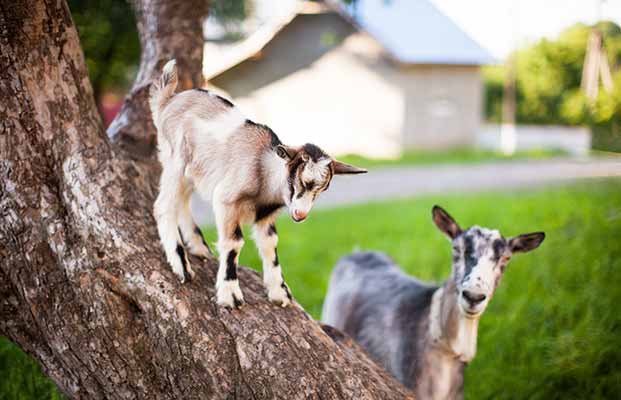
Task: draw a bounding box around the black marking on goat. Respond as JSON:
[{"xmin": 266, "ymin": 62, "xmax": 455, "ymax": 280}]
[
  {"xmin": 492, "ymin": 239, "xmax": 506, "ymax": 262},
  {"xmin": 233, "ymin": 225, "xmax": 243, "ymax": 241},
  {"xmin": 215, "ymin": 94, "xmax": 234, "ymax": 107},
  {"xmin": 281, "ymin": 281, "xmax": 292, "ymax": 300},
  {"xmin": 296, "ymin": 188, "xmax": 306, "ymax": 199},
  {"xmin": 194, "ymin": 88, "xmax": 234, "ymax": 107},
  {"xmin": 267, "ymin": 224, "xmax": 277, "ymax": 236},
  {"xmin": 245, "ymin": 119, "xmax": 282, "ymax": 148},
  {"xmin": 463, "ymin": 235, "xmax": 477, "ymax": 277},
  {"xmin": 273, "ymin": 248, "xmax": 279, "ymax": 267},
  {"xmin": 302, "ymin": 143, "xmax": 328, "ymax": 162},
  {"xmin": 225, "ymin": 250, "xmax": 238, "ymax": 281},
  {"xmin": 194, "ymin": 225, "xmax": 211, "ymax": 253},
  {"xmin": 232, "ymin": 294, "xmax": 243, "ymax": 308},
  {"xmin": 255, "ymin": 203, "xmax": 284, "ymax": 222},
  {"xmin": 287, "ymin": 157, "xmax": 305, "ymax": 202},
  {"xmin": 176, "ymin": 243, "xmax": 190, "ymax": 280},
  {"xmin": 322, "ymin": 166, "xmax": 334, "ymax": 192},
  {"xmin": 271, "ymin": 133, "xmax": 283, "ymax": 148}
]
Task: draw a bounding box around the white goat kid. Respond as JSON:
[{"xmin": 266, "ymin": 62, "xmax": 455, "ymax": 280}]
[
  {"xmin": 149, "ymin": 60, "xmax": 366, "ymax": 308},
  {"xmin": 322, "ymin": 206, "xmax": 545, "ymax": 399}
]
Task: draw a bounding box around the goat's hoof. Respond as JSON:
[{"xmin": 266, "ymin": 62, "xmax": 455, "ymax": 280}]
[
  {"xmin": 268, "ymin": 282, "xmax": 292, "ymax": 307},
  {"xmin": 217, "ymin": 294, "xmax": 244, "ymax": 309},
  {"xmin": 186, "ymin": 264, "xmax": 196, "ymax": 281},
  {"xmin": 189, "ymin": 245, "xmax": 211, "ymax": 260},
  {"xmin": 216, "ymin": 281, "xmax": 245, "ymax": 309},
  {"xmin": 173, "ymin": 271, "xmax": 187, "ymax": 284}
]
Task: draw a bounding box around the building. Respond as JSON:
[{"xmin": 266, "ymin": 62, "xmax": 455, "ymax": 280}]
[{"xmin": 204, "ymin": 0, "xmax": 494, "ymax": 157}]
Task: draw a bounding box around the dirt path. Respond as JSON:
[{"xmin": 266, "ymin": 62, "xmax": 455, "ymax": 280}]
[{"xmin": 192, "ymin": 157, "xmax": 621, "ymax": 225}]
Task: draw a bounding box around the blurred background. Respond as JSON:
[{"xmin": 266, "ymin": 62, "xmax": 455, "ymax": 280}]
[{"xmin": 2, "ymin": 0, "xmax": 620, "ymax": 399}]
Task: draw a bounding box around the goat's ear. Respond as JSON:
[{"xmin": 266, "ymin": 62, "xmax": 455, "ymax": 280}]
[
  {"xmin": 508, "ymin": 232, "xmax": 545, "ymax": 253},
  {"xmin": 332, "ymin": 160, "xmax": 368, "ymax": 175},
  {"xmin": 276, "ymin": 145, "xmax": 296, "ymax": 160},
  {"xmin": 432, "ymin": 205, "xmax": 462, "ymax": 240}
]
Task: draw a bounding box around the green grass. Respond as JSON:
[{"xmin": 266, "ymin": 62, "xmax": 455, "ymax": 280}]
[
  {"xmin": 337, "ymin": 147, "xmax": 567, "ymax": 169},
  {"xmin": 2, "ymin": 179, "xmax": 620, "ymax": 398},
  {"xmin": 0, "ymin": 337, "xmax": 64, "ymax": 400}
]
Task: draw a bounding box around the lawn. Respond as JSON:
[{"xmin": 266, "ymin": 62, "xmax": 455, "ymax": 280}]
[
  {"xmin": 337, "ymin": 147, "xmax": 567, "ymax": 169},
  {"xmin": 2, "ymin": 179, "xmax": 620, "ymax": 399}
]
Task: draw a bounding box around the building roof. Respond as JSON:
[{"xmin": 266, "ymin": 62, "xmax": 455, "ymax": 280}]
[
  {"xmin": 203, "ymin": 0, "xmax": 495, "ymax": 79},
  {"xmin": 328, "ymin": 0, "xmax": 495, "ymax": 65}
]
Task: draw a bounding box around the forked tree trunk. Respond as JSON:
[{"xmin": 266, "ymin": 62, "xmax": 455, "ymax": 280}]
[
  {"xmin": 107, "ymin": 0, "xmax": 208, "ymax": 161},
  {"xmin": 0, "ymin": 0, "xmax": 413, "ymax": 398}
]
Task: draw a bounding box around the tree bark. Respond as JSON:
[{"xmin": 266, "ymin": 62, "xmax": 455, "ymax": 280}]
[{"xmin": 0, "ymin": 0, "xmax": 414, "ymax": 399}]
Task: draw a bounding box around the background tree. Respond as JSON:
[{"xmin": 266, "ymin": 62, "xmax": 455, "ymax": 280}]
[
  {"xmin": 68, "ymin": 0, "xmax": 140, "ymax": 103},
  {"xmin": 0, "ymin": 0, "xmax": 414, "ymax": 399},
  {"xmin": 484, "ymin": 21, "xmax": 621, "ymax": 151}
]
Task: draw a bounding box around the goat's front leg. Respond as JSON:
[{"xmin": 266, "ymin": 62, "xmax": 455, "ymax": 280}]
[
  {"xmin": 253, "ymin": 220, "xmax": 292, "ymax": 307},
  {"xmin": 213, "ymin": 201, "xmax": 245, "ymax": 308}
]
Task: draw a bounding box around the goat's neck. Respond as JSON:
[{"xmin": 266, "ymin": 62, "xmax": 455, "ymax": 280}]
[
  {"xmin": 429, "ymin": 282, "xmax": 479, "ymax": 362},
  {"xmin": 261, "ymin": 152, "xmax": 290, "ymax": 203}
]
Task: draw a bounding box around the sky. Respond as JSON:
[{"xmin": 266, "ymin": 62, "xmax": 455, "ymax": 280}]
[
  {"xmin": 430, "ymin": 0, "xmax": 621, "ymax": 59},
  {"xmin": 223, "ymin": 0, "xmax": 621, "ymax": 61}
]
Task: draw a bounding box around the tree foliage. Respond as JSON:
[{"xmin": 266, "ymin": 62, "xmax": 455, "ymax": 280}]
[
  {"xmin": 68, "ymin": 0, "xmax": 140, "ymax": 99},
  {"xmin": 484, "ymin": 21, "xmax": 621, "ymax": 150},
  {"xmin": 67, "ymin": 0, "xmax": 249, "ymax": 99}
]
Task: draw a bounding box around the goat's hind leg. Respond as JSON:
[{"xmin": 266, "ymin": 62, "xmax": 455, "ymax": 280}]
[
  {"xmin": 253, "ymin": 219, "xmax": 292, "ymax": 307},
  {"xmin": 154, "ymin": 166, "xmax": 193, "ymax": 282},
  {"xmin": 178, "ymin": 187, "xmax": 212, "ymax": 259}
]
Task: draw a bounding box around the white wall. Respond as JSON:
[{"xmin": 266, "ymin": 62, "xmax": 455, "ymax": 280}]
[{"xmin": 477, "ymin": 124, "xmax": 592, "ymax": 156}]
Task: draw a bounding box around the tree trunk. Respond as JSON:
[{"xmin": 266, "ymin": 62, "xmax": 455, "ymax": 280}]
[
  {"xmin": 107, "ymin": 0, "xmax": 208, "ymax": 161},
  {"xmin": 0, "ymin": 0, "xmax": 413, "ymax": 399}
]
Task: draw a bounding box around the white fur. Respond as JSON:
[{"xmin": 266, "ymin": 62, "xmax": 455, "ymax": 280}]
[
  {"xmin": 451, "ymin": 315, "xmax": 479, "ymax": 362},
  {"xmin": 162, "ymin": 59, "xmax": 176, "ymax": 75},
  {"xmin": 253, "ymin": 222, "xmax": 290, "ymax": 306},
  {"xmin": 290, "ymin": 191, "xmax": 314, "ymax": 218},
  {"xmin": 216, "ymin": 279, "xmax": 244, "ymax": 308},
  {"xmin": 262, "ymin": 152, "xmax": 289, "ymax": 201},
  {"xmin": 264, "ymin": 266, "xmax": 290, "ymax": 307},
  {"xmin": 192, "ymin": 108, "xmax": 246, "ymax": 143},
  {"xmin": 428, "ymin": 287, "xmax": 444, "ymax": 344},
  {"xmin": 149, "ymin": 60, "xmax": 354, "ymax": 308},
  {"xmin": 289, "ymin": 159, "xmax": 331, "ymax": 218}
]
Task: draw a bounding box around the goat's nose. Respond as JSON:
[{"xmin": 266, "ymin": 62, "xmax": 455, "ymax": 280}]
[
  {"xmin": 462, "ymin": 290, "xmax": 487, "ymax": 305},
  {"xmin": 293, "ymin": 210, "xmax": 307, "ymax": 221}
]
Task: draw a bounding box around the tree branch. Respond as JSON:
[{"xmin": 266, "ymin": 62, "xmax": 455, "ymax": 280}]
[
  {"xmin": 0, "ymin": 0, "xmax": 414, "ymax": 398},
  {"xmin": 107, "ymin": 0, "xmax": 208, "ymax": 161}
]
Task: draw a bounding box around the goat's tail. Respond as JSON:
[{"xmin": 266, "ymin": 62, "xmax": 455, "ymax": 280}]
[{"xmin": 149, "ymin": 59, "xmax": 178, "ymax": 127}]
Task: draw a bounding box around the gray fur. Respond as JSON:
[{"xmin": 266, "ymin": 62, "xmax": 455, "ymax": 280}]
[{"xmin": 322, "ymin": 206, "xmax": 545, "ymax": 399}]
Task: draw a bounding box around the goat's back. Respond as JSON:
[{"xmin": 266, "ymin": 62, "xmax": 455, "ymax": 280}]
[
  {"xmin": 156, "ymin": 89, "xmax": 277, "ymax": 202},
  {"xmin": 322, "ymin": 251, "xmax": 437, "ymax": 386}
]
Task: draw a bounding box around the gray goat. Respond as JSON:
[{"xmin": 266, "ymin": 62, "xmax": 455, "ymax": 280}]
[{"xmin": 322, "ymin": 206, "xmax": 545, "ymax": 399}]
